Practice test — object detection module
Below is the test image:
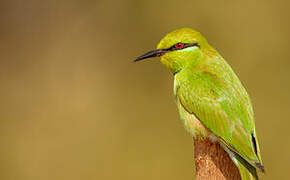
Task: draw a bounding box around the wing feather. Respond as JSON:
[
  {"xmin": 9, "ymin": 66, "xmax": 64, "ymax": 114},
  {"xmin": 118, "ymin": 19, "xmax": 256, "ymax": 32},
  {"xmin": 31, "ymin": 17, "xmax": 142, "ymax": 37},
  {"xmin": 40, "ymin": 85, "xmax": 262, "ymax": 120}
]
[{"xmin": 175, "ymin": 66, "xmax": 263, "ymax": 171}]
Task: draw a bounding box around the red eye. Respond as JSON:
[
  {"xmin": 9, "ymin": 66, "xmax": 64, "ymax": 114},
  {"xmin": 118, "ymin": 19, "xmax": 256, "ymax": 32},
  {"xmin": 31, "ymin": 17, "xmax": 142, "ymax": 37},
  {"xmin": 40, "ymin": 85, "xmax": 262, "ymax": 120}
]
[{"xmin": 175, "ymin": 42, "xmax": 184, "ymax": 49}]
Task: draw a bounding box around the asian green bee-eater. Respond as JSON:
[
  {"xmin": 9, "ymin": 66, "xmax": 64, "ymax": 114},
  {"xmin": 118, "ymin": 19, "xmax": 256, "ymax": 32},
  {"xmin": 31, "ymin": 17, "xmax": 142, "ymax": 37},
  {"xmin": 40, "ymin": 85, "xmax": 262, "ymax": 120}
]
[{"xmin": 135, "ymin": 28, "xmax": 264, "ymax": 180}]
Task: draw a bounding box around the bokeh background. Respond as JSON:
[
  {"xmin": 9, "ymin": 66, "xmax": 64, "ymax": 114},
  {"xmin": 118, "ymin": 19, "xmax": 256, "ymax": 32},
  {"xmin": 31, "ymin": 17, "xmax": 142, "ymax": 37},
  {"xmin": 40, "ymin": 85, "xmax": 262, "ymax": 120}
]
[{"xmin": 0, "ymin": 0, "xmax": 289, "ymax": 179}]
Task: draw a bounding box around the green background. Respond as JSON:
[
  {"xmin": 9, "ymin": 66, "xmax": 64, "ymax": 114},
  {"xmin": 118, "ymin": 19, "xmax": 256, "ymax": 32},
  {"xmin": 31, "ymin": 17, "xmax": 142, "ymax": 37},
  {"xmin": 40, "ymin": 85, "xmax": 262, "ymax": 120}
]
[{"xmin": 0, "ymin": 0, "xmax": 289, "ymax": 179}]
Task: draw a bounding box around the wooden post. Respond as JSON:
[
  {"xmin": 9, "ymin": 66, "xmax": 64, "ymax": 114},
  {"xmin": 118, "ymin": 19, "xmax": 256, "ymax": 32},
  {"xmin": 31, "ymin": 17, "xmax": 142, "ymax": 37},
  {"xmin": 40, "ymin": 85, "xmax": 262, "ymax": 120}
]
[{"xmin": 194, "ymin": 138, "xmax": 241, "ymax": 180}]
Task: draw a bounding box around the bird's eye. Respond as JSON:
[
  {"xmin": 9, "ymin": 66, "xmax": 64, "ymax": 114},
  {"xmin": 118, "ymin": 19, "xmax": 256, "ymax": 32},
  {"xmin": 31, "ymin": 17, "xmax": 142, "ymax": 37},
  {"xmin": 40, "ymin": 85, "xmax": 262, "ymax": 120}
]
[{"xmin": 175, "ymin": 42, "xmax": 184, "ymax": 49}]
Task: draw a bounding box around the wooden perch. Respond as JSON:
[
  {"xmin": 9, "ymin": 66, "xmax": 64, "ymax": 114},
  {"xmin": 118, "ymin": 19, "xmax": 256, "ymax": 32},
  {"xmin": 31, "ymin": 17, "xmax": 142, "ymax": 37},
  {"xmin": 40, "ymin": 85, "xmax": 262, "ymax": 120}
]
[{"xmin": 194, "ymin": 138, "xmax": 241, "ymax": 180}]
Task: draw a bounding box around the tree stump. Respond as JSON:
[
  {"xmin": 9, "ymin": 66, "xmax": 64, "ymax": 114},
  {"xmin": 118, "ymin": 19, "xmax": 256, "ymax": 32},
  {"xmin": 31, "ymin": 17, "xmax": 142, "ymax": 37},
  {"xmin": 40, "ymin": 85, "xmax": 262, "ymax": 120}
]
[{"xmin": 194, "ymin": 138, "xmax": 241, "ymax": 180}]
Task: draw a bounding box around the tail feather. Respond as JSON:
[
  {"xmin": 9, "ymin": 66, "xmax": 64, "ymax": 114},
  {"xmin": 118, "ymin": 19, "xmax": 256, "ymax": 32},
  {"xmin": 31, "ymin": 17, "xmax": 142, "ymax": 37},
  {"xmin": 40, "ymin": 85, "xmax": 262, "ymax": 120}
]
[
  {"xmin": 238, "ymin": 161, "xmax": 258, "ymax": 180},
  {"xmin": 221, "ymin": 143, "xmax": 259, "ymax": 180}
]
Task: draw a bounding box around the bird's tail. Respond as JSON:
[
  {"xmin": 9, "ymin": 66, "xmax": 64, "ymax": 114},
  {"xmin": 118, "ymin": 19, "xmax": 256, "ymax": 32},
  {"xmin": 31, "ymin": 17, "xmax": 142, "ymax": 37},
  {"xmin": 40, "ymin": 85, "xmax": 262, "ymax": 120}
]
[
  {"xmin": 221, "ymin": 144, "xmax": 259, "ymax": 180},
  {"xmin": 237, "ymin": 161, "xmax": 258, "ymax": 180}
]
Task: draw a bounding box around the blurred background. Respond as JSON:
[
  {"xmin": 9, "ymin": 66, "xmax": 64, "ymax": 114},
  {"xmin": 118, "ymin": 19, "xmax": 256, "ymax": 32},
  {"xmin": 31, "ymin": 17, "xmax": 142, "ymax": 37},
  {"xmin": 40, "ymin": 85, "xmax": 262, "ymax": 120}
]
[{"xmin": 0, "ymin": 0, "xmax": 289, "ymax": 179}]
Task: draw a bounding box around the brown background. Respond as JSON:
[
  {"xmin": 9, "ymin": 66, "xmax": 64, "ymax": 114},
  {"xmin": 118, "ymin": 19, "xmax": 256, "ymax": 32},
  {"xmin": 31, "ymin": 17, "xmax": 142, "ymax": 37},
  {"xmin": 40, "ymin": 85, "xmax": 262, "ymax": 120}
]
[{"xmin": 0, "ymin": 0, "xmax": 289, "ymax": 179}]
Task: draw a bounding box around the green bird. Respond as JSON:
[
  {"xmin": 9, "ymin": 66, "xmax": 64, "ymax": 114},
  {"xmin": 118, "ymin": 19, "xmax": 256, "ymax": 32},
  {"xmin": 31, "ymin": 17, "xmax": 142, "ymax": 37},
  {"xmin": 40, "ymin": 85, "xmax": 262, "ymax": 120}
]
[{"xmin": 135, "ymin": 28, "xmax": 264, "ymax": 179}]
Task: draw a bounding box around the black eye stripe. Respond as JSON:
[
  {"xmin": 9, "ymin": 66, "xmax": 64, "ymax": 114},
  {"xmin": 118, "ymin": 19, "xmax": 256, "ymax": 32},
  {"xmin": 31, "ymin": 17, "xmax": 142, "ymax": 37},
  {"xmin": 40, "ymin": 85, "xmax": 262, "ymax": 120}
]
[{"xmin": 167, "ymin": 43, "xmax": 200, "ymax": 51}]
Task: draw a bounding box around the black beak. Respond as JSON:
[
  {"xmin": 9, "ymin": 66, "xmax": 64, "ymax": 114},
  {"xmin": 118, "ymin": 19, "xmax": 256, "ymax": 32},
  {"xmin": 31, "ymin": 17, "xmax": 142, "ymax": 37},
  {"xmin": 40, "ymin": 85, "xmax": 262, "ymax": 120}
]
[{"xmin": 134, "ymin": 49, "xmax": 166, "ymax": 62}]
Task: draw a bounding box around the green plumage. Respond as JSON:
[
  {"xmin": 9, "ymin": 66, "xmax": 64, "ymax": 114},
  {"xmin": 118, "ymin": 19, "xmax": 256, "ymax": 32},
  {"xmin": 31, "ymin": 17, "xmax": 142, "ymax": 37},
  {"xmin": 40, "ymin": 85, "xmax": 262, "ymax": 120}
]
[{"xmin": 135, "ymin": 28, "xmax": 264, "ymax": 179}]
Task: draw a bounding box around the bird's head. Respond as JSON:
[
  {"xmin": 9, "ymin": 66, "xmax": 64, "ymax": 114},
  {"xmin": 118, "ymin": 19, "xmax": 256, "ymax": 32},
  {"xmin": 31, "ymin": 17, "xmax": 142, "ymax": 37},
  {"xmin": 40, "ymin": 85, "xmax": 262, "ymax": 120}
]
[{"xmin": 135, "ymin": 28, "xmax": 211, "ymax": 74}]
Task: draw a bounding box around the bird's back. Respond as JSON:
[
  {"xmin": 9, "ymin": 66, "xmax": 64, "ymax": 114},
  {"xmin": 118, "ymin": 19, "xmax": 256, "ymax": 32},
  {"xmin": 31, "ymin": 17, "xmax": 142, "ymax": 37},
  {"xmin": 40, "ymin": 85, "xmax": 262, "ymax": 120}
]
[{"xmin": 174, "ymin": 50, "xmax": 263, "ymax": 178}]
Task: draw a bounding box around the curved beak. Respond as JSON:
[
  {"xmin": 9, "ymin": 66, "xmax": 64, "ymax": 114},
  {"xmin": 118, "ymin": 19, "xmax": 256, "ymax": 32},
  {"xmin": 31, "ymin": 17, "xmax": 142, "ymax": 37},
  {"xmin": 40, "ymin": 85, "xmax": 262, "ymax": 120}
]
[{"xmin": 134, "ymin": 49, "xmax": 167, "ymax": 62}]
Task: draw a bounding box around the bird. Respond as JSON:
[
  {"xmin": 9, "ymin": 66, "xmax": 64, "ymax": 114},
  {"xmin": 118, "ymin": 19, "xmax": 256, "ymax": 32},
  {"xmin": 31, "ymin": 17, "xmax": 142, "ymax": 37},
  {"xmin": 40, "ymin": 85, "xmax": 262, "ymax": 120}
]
[{"xmin": 134, "ymin": 28, "xmax": 264, "ymax": 180}]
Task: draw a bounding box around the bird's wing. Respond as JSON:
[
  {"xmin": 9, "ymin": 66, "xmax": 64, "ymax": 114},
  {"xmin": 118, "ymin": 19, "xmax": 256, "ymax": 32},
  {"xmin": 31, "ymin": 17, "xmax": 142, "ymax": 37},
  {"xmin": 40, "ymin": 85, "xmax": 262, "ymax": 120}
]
[{"xmin": 175, "ymin": 69, "xmax": 263, "ymax": 172}]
